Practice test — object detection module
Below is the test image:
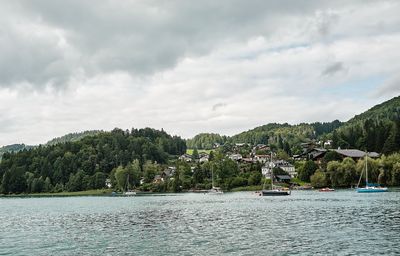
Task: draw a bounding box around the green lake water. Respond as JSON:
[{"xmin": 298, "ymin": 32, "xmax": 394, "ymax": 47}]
[{"xmin": 1, "ymin": 190, "xmax": 399, "ymax": 255}]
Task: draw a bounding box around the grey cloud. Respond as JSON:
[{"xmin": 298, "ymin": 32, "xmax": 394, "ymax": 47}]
[
  {"xmin": 315, "ymin": 11, "xmax": 339, "ymax": 37},
  {"xmin": 322, "ymin": 62, "xmax": 346, "ymax": 76},
  {"xmin": 212, "ymin": 103, "xmax": 227, "ymax": 111},
  {"xmin": 374, "ymin": 74, "xmax": 400, "ymax": 97},
  {"xmin": 0, "ymin": 0, "xmax": 362, "ymax": 89}
]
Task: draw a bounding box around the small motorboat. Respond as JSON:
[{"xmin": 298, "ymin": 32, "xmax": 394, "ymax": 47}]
[{"xmin": 319, "ymin": 187, "xmax": 335, "ymax": 192}]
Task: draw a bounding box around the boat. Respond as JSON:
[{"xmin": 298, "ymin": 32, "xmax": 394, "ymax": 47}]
[
  {"xmin": 319, "ymin": 187, "xmax": 335, "ymax": 192},
  {"xmin": 208, "ymin": 186, "xmax": 224, "ymax": 195},
  {"xmin": 208, "ymin": 166, "xmax": 223, "ymax": 195},
  {"xmin": 261, "ymin": 153, "xmax": 290, "ymax": 196},
  {"xmin": 123, "ymin": 174, "xmax": 137, "ymax": 196},
  {"xmin": 356, "ymin": 152, "xmax": 388, "ymax": 193}
]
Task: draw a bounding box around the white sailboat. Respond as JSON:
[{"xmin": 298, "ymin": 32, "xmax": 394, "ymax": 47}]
[
  {"xmin": 123, "ymin": 174, "xmax": 137, "ymax": 196},
  {"xmin": 356, "ymin": 152, "xmax": 388, "ymax": 193},
  {"xmin": 208, "ymin": 166, "xmax": 223, "ymax": 195}
]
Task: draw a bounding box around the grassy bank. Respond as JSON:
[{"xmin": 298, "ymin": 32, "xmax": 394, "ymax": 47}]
[
  {"xmin": 0, "ymin": 189, "xmax": 114, "ymax": 197},
  {"xmin": 186, "ymin": 149, "xmax": 212, "ymax": 155}
]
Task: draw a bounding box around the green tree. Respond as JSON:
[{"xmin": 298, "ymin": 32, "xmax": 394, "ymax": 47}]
[
  {"xmin": 192, "ymin": 148, "xmax": 199, "ymax": 160},
  {"xmin": 92, "ymin": 172, "xmax": 107, "ymax": 189},
  {"xmin": 392, "ymin": 163, "xmax": 400, "ymax": 186},
  {"xmin": 298, "ymin": 160, "xmax": 318, "ymax": 182},
  {"xmin": 310, "ymin": 170, "xmax": 327, "ymax": 188},
  {"xmin": 143, "ymin": 161, "xmax": 159, "ymax": 183},
  {"xmin": 44, "ymin": 177, "xmax": 52, "ymax": 192},
  {"xmin": 276, "ymin": 149, "xmax": 289, "ymax": 161},
  {"xmin": 114, "ymin": 166, "xmax": 128, "ymax": 191},
  {"xmin": 248, "ymin": 171, "xmax": 262, "ymax": 186},
  {"xmin": 67, "ymin": 170, "xmax": 86, "ymax": 192},
  {"xmin": 125, "ymin": 159, "xmax": 141, "ymax": 187}
]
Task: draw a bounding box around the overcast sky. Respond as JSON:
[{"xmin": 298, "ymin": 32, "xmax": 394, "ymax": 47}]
[{"xmin": 1, "ymin": 0, "xmax": 400, "ymax": 146}]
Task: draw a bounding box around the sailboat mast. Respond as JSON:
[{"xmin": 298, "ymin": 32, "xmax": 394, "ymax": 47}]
[
  {"xmin": 270, "ymin": 152, "xmax": 273, "ymax": 189},
  {"xmin": 365, "ymin": 152, "xmax": 368, "ymax": 187},
  {"xmin": 211, "ymin": 165, "xmax": 214, "ymax": 188}
]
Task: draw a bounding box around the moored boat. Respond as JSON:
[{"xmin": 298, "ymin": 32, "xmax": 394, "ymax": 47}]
[
  {"xmin": 208, "ymin": 167, "xmax": 223, "ymax": 195},
  {"xmin": 357, "ymin": 185, "xmax": 388, "ymax": 193},
  {"xmin": 262, "ymin": 189, "xmax": 291, "ymax": 196},
  {"xmin": 356, "ymin": 152, "xmax": 388, "ymax": 193},
  {"xmin": 319, "ymin": 187, "xmax": 335, "ymax": 192},
  {"xmin": 208, "ymin": 187, "xmax": 224, "ymax": 195},
  {"xmin": 261, "ymin": 152, "xmax": 290, "ymax": 196},
  {"xmin": 123, "ymin": 174, "xmax": 137, "ymax": 196}
]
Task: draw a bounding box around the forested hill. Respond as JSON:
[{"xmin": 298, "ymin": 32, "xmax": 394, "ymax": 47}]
[
  {"xmin": 187, "ymin": 96, "xmax": 400, "ymax": 155},
  {"xmin": 45, "ymin": 130, "xmax": 102, "ymax": 146},
  {"xmin": 187, "ymin": 121, "xmax": 342, "ymax": 154},
  {"xmin": 186, "ymin": 133, "xmax": 228, "ymax": 149},
  {"xmin": 332, "ymin": 96, "xmax": 400, "ymax": 153},
  {"xmin": 0, "ymin": 131, "xmax": 101, "ymax": 159},
  {"xmin": 346, "ymin": 96, "xmax": 400, "ymax": 124},
  {"xmin": 0, "ymin": 128, "xmax": 186, "ymax": 194},
  {"xmin": 228, "ymin": 121, "xmax": 342, "ymax": 154},
  {"xmin": 0, "ymin": 144, "xmax": 34, "ymax": 160}
]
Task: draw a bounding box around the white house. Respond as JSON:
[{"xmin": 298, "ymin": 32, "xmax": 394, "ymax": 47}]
[
  {"xmin": 179, "ymin": 154, "xmax": 192, "ymax": 162},
  {"xmin": 254, "ymin": 155, "xmax": 270, "ymax": 163},
  {"xmin": 228, "ymin": 153, "xmax": 242, "ymax": 161},
  {"xmin": 261, "ymin": 160, "xmax": 296, "ymax": 178}
]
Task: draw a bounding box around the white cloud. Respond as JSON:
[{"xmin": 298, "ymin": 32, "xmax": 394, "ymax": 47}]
[{"xmin": 0, "ymin": 1, "xmax": 400, "ymax": 145}]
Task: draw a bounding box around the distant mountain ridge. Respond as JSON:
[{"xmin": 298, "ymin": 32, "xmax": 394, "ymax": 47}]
[
  {"xmin": 1, "ymin": 96, "xmax": 399, "ymax": 157},
  {"xmin": 0, "ymin": 131, "xmax": 102, "ymax": 159},
  {"xmin": 45, "ymin": 130, "xmax": 102, "ymax": 146},
  {"xmin": 0, "ymin": 144, "xmax": 35, "ymax": 160}
]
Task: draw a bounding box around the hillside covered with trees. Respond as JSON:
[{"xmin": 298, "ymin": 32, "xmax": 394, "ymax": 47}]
[
  {"xmin": 186, "ymin": 133, "xmax": 228, "ymax": 149},
  {"xmin": 0, "ymin": 144, "xmax": 34, "ymax": 160},
  {"xmin": 332, "ymin": 96, "xmax": 400, "ymax": 154},
  {"xmin": 45, "ymin": 130, "xmax": 102, "ymax": 146},
  {"xmin": 187, "ymin": 96, "xmax": 400, "ymax": 156},
  {"xmin": 0, "ymin": 128, "xmax": 186, "ymax": 194}
]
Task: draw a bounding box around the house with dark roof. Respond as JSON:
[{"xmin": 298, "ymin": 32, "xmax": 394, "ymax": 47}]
[
  {"xmin": 294, "ymin": 147, "xmax": 379, "ymax": 162},
  {"xmin": 333, "ymin": 149, "xmax": 379, "ymax": 160},
  {"xmin": 293, "ymin": 148, "xmax": 327, "ymax": 161}
]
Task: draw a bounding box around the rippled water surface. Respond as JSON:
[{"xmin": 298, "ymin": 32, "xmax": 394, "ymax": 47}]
[{"xmin": 1, "ymin": 190, "xmax": 400, "ymax": 255}]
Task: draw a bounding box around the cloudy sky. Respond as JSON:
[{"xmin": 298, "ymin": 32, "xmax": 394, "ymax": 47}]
[{"xmin": 1, "ymin": 0, "xmax": 400, "ymax": 146}]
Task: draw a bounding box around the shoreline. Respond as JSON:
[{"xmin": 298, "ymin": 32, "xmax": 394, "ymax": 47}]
[{"xmin": 2, "ymin": 186, "xmax": 398, "ymax": 198}]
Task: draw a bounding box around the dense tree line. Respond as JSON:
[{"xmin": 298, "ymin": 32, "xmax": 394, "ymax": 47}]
[
  {"xmin": 105, "ymin": 150, "xmax": 263, "ymax": 193},
  {"xmin": 45, "ymin": 130, "xmax": 102, "ymax": 146},
  {"xmin": 0, "ymin": 128, "xmax": 186, "ymax": 194},
  {"xmin": 299, "ymin": 153, "xmax": 400, "ymax": 188},
  {"xmin": 331, "ymin": 96, "xmax": 400, "ymax": 154},
  {"xmin": 186, "ymin": 133, "xmax": 228, "ymax": 149},
  {"xmin": 332, "ymin": 119, "xmax": 400, "ymax": 154},
  {"xmin": 311, "ymin": 120, "xmax": 343, "ymax": 136},
  {"xmin": 0, "ymin": 144, "xmax": 34, "ymax": 160}
]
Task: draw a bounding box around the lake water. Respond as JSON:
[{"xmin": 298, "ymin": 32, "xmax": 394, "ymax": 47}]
[{"xmin": 1, "ymin": 190, "xmax": 400, "ymax": 255}]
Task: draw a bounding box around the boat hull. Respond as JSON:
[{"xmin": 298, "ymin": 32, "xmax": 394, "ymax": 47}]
[
  {"xmin": 208, "ymin": 187, "xmax": 224, "ymax": 195},
  {"xmin": 319, "ymin": 188, "xmax": 335, "ymax": 192},
  {"xmin": 123, "ymin": 191, "xmax": 137, "ymax": 196},
  {"xmin": 357, "ymin": 187, "xmax": 388, "ymax": 193},
  {"xmin": 262, "ymin": 190, "xmax": 290, "ymax": 196}
]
